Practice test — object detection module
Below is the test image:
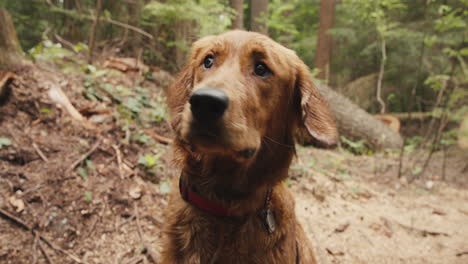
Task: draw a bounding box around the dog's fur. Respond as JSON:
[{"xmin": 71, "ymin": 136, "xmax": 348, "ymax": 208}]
[{"xmin": 161, "ymin": 30, "xmax": 337, "ymax": 264}]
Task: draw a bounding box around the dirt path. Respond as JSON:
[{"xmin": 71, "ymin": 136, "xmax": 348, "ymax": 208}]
[{"xmin": 291, "ymin": 148, "xmax": 468, "ymax": 264}]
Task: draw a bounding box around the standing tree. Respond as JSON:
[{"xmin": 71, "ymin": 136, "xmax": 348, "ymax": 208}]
[
  {"xmin": 128, "ymin": 0, "xmax": 143, "ymax": 58},
  {"xmin": 231, "ymin": 0, "xmax": 244, "ymax": 29},
  {"xmin": 315, "ymin": 0, "xmax": 336, "ymax": 82},
  {"xmin": 250, "ymin": 0, "xmax": 268, "ymax": 34},
  {"xmin": 0, "ymin": 8, "xmax": 25, "ymax": 70}
]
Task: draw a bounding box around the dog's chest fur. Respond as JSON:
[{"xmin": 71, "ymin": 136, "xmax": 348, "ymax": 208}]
[{"xmin": 162, "ymin": 183, "xmax": 304, "ymax": 264}]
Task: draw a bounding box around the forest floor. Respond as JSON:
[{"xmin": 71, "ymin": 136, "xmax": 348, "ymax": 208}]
[{"xmin": 1, "ymin": 59, "xmax": 467, "ymax": 264}]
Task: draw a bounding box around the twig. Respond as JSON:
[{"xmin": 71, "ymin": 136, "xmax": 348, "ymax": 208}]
[
  {"xmin": 134, "ymin": 204, "xmax": 144, "ymax": 241},
  {"xmin": 112, "ymin": 145, "xmax": 124, "ymax": 179},
  {"xmin": 54, "ymin": 34, "xmax": 78, "ymax": 53},
  {"xmin": 144, "ymin": 129, "xmax": 173, "ymax": 145},
  {"xmin": 134, "ymin": 204, "xmax": 157, "ymax": 263},
  {"xmin": 442, "ymin": 145, "xmax": 447, "ymax": 180},
  {"xmin": 397, "ymin": 136, "xmax": 405, "ymax": 179},
  {"xmin": 45, "ymin": 0, "xmax": 153, "ymax": 40},
  {"xmin": 67, "ymin": 140, "xmax": 101, "ymax": 174},
  {"xmin": 32, "ymin": 142, "xmax": 49, "ymax": 163},
  {"xmin": 32, "ymin": 230, "xmax": 40, "ymax": 264},
  {"xmin": 105, "ymin": 17, "xmax": 153, "ymax": 39},
  {"xmin": 376, "ymin": 35, "xmax": 387, "ymax": 114},
  {"xmin": 457, "ymin": 251, "xmax": 468, "ymax": 257},
  {"xmin": 0, "ymin": 207, "xmax": 30, "ymax": 230},
  {"xmin": 38, "ymin": 239, "xmax": 54, "ymax": 264},
  {"xmin": 0, "ymin": 208, "xmax": 84, "ymax": 263}
]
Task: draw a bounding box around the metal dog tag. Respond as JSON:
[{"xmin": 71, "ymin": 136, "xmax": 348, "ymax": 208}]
[{"xmin": 260, "ymin": 208, "xmax": 276, "ymax": 234}]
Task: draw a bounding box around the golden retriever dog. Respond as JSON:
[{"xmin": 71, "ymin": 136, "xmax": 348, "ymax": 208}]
[{"xmin": 161, "ymin": 30, "xmax": 337, "ymax": 264}]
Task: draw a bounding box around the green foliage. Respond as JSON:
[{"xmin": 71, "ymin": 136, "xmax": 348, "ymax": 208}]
[
  {"xmin": 84, "ymin": 191, "xmax": 93, "ymax": 202},
  {"xmin": 138, "ymin": 152, "xmax": 165, "ymax": 175},
  {"xmin": 0, "ymin": 137, "xmax": 12, "ymax": 148},
  {"xmin": 28, "ymin": 39, "xmax": 74, "ymax": 62},
  {"xmin": 5, "ymin": 0, "xmax": 466, "ymax": 133},
  {"xmin": 340, "ymin": 136, "xmax": 368, "ymax": 155}
]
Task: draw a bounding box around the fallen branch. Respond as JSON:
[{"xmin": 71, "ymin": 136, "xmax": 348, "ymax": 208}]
[
  {"xmin": 48, "ymin": 82, "xmax": 95, "ymax": 129},
  {"xmin": 112, "ymin": 144, "xmax": 124, "ymax": 179},
  {"xmin": 32, "ymin": 142, "xmax": 49, "ymax": 163},
  {"xmin": 0, "ymin": 208, "xmax": 84, "ymax": 263}
]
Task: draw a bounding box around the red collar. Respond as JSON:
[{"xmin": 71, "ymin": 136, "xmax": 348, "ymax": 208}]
[
  {"xmin": 179, "ymin": 175, "xmax": 273, "ymax": 218},
  {"xmin": 179, "ymin": 176, "xmax": 232, "ymax": 217}
]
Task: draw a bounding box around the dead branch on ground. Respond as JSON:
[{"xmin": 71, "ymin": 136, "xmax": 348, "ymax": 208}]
[{"xmin": 0, "ymin": 208, "xmax": 85, "ymax": 263}]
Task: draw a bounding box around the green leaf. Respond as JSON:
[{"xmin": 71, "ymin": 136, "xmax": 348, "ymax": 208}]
[
  {"xmin": 84, "ymin": 191, "xmax": 92, "ymax": 202},
  {"xmin": 0, "ymin": 137, "xmax": 12, "ymax": 148},
  {"xmin": 40, "ymin": 108, "xmax": 52, "ymax": 114},
  {"xmin": 78, "ymin": 167, "xmax": 88, "ymax": 180},
  {"xmin": 86, "ymin": 160, "xmax": 95, "ymax": 170},
  {"xmin": 411, "ymin": 167, "xmax": 422, "ymax": 175}
]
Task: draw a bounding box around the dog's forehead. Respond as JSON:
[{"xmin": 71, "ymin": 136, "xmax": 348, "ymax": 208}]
[{"xmin": 193, "ymin": 31, "xmax": 294, "ymax": 57}]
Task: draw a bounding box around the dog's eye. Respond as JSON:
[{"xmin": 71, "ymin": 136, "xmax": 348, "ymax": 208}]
[
  {"xmin": 202, "ymin": 55, "xmax": 214, "ymax": 69},
  {"xmin": 254, "ymin": 62, "xmax": 271, "ymax": 78}
]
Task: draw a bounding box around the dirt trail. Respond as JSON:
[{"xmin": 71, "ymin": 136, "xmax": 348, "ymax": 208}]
[{"xmin": 292, "ymin": 148, "xmax": 468, "ymax": 264}]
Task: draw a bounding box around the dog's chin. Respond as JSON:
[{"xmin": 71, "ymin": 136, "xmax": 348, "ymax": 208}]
[{"xmin": 178, "ymin": 129, "xmax": 260, "ymax": 161}]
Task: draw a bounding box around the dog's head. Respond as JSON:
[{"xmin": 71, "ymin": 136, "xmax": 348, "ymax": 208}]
[{"xmin": 167, "ymin": 31, "xmax": 337, "ymax": 162}]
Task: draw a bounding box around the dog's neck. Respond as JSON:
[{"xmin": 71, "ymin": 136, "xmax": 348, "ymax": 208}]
[{"xmin": 175, "ymin": 132, "xmax": 295, "ymax": 216}]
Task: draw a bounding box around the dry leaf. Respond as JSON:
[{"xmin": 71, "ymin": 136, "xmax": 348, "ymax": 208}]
[{"xmin": 9, "ymin": 195, "xmax": 25, "ymax": 213}]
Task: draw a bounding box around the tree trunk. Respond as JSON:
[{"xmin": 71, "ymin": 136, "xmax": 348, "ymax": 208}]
[
  {"xmin": 231, "ymin": 0, "xmax": 244, "ymax": 29},
  {"xmin": 311, "ymin": 84, "xmax": 403, "ymax": 150},
  {"xmin": 315, "ymin": 0, "xmax": 335, "ymax": 82},
  {"xmin": 63, "ymin": 0, "xmax": 82, "ymax": 42},
  {"xmin": 0, "ymin": 8, "xmax": 25, "ymax": 71},
  {"xmin": 250, "ymin": 0, "xmax": 268, "ymax": 35},
  {"xmin": 128, "ymin": 0, "xmax": 142, "ymax": 57},
  {"xmin": 88, "ymin": 0, "xmax": 103, "ymax": 64}
]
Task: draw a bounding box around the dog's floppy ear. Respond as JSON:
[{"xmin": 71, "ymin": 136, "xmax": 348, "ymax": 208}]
[
  {"xmin": 295, "ymin": 62, "xmax": 338, "ymax": 147},
  {"xmin": 166, "ymin": 65, "xmax": 193, "ymax": 130}
]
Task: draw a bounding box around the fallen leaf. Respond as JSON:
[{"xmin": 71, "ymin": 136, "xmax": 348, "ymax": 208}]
[
  {"xmin": 9, "ymin": 195, "xmax": 25, "ymax": 213},
  {"xmin": 129, "ymin": 186, "xmax": 143, "ymax": 200},
  {"xmin": 334, "ymin": 222, "xmax": 350, "ymax": 233}
]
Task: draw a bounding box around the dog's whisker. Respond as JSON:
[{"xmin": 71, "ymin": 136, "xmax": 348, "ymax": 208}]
[{"xmin": 263, "ymin": 135, "xmax": 295, "ymax": 149}]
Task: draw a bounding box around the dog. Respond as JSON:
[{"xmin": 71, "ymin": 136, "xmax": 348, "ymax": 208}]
[{"xmin": 161, "ymin": 30, "xmax": 338, "ymax": 264}]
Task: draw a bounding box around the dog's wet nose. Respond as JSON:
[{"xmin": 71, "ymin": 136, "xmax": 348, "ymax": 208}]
[{"xmin": 190, "ymin": 88, "xmax": 229, "ymax": 121}]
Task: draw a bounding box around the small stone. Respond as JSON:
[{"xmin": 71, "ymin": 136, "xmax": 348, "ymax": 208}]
[
  {"xmin": 425, "ymin": 180, "xmax": 434, "ymax": 189},
  {"xmin": 334, "ymin": 222, "xmax": 350, "ymax": 233},
  {"xmin": 129, "ymin": 186, "xmax": 143, "ymax": 200}
]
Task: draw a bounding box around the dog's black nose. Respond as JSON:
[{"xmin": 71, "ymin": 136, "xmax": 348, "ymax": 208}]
[{"xmin": 190, "ymin": 88, "xmax": 228, "ymax": 121}]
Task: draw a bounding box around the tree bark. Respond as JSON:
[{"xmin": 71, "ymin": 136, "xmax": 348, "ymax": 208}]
[
  {"xmin": 231, "ymin": 0, "xmax": 244, "ymax": 29},
  {"xmin": 315, "ymin": 0, "xmax": 335, "ymax": 82},
  {"xmin": 88, "ymin": 0, "xmax": 103, "ymax": 64},
  {"xmin": 250, "ymin": 0, "xmax": 268, "ymax": 35},
  {"xmin": 128, "ymin": 0, "xmax": 142, "ymax": 58},
  {"xmin": 0, "ymin": 8, "xmax": 25, "ymax": 70},
  {"xmin": 312, "ymin": 84, "xmax": 403, "ymax": 150}
]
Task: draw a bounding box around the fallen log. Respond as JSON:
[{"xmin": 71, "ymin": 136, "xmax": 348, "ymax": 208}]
[{"xmin": 316, "ymin": 84, "xmax": 403, "ymax": 150}]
